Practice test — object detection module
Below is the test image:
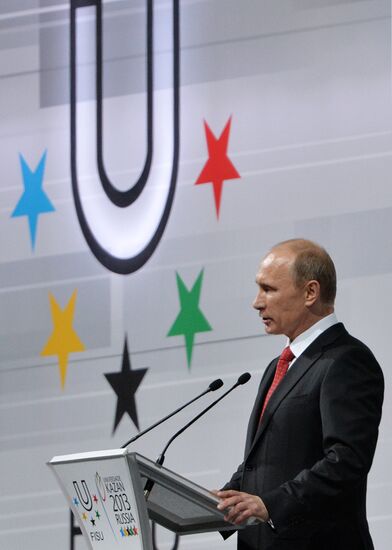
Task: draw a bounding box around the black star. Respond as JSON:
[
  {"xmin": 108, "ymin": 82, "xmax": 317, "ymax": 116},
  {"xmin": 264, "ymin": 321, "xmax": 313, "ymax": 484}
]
[{"xmin": 104, "ymin": 336, "xmax": 148, "ymax": 434}]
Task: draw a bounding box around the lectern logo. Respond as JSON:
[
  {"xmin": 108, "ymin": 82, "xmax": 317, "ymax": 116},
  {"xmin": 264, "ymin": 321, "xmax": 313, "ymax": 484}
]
[
  {"xmin": 70, "ymin": 0, "xmax": 180, "ymax": 274},
  {"xmin": 73, "ymin": 480, "xmax": 93, "ymax": 511}
]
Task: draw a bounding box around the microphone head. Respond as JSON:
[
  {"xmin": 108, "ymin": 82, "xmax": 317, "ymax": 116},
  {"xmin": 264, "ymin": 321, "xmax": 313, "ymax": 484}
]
[
  {"xmin": 237, "ymin": 372, "xmax": 251, "ymax": 385},
  {"xmin": 209, "ymin": 378, "xmax": 224, "ymax": 391}
]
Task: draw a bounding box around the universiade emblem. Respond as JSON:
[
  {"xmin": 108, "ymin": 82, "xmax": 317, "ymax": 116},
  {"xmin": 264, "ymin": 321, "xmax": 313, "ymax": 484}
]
[
  {"xmin": 70, "ymin": 0, "xmax": 180, "ymax": 274},
  {"xmin": 73, "ymin": 480, "xmax": 93, "ymax": 511}
]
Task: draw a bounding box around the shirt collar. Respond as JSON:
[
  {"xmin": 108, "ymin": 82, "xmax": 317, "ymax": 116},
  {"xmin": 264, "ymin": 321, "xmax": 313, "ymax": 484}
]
[{"xmin": 288, "ymin": 312, "xmax": 338, "ymax": 360}]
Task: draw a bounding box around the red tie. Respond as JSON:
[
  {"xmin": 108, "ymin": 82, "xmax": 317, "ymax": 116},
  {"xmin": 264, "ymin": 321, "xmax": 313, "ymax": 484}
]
[{"xmin": 260, "ymin": 346, "xmax": 295, "ymax": 420}]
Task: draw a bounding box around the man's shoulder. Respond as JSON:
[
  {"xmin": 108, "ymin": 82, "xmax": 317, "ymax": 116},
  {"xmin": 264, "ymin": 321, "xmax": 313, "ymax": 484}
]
[{"xmin": 320, "ymin": 323, "xmax": 381, "ymax": 367}]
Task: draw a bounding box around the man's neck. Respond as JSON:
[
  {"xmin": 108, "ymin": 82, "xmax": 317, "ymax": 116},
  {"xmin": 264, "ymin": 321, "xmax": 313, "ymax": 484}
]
[
  {"xmin": 288, "ymin": 307, "xmax": 335, "ymax": 343},
  {"xmin": 288, "ymin": 312, "xmax": 338, "ymax": 354}
]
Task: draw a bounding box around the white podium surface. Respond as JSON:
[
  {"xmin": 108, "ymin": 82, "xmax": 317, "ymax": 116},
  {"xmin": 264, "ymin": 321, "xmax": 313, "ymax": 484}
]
[{"xmin": 49, "ymin": 449, "xmax": 151, "ymax": 550}]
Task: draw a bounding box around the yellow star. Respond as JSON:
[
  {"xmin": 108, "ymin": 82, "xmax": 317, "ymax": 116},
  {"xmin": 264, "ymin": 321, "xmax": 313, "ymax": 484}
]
[{"xmin": 41, "ymin": 290, "xmax": 85, "ymax": 388}]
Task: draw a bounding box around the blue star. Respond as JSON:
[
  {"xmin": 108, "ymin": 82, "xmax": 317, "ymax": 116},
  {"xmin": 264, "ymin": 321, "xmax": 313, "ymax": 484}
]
[
  {"xmin": 120, "ymin": 528, "xmax": 124, "ymax": 537},
  {"xmin": 11, "ymin": 151, "xmax": 55, "ymax": 250},
  {"xmin": 73, "ymin": 497, "xmax": 79, "ymax": 506}
]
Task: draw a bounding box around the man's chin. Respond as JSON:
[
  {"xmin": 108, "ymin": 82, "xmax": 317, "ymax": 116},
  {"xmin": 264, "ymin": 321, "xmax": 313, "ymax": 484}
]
[{"xmin": 263, "ymin": 322, "xmax": 276, "ymax": 334}]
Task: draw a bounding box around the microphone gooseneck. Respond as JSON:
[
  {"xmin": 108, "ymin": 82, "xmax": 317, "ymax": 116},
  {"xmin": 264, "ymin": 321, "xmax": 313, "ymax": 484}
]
[
  {"xmin": 160, "ymin": 373, "xmax": 251, "ymax": 458},
  {"xmin": 121, "ymin": 378, "xmax": 224, "ymax": 448},
  {"xmin": 144, "ymin": 373, "xmax": 251, "ymax": 499}
]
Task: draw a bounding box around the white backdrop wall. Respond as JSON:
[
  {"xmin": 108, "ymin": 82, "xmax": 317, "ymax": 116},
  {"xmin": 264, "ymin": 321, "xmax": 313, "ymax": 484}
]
[{"xmin": 0, "ymin": 1, "xmax": 391, "ymax": 549}]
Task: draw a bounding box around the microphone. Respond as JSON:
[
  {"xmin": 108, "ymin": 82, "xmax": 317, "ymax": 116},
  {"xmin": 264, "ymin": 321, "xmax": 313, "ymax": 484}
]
[
  {"xmin": 121, "ymin": 378, "xmax": 224, "ymax": 448},
  {"xmin": 144, "ymin": 372, "xmax": 251, "ymax": 498}
]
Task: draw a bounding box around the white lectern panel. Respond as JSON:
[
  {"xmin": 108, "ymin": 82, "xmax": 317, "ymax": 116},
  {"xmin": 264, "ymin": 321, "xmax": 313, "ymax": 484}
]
[{"xmin": 49, "ymin": 449, "xmax": 151, "ymax": 550}]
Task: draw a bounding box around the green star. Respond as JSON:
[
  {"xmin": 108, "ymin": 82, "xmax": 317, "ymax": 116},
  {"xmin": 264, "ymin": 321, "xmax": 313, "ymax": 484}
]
[{"xmin": 168, "ymin": 270, "xmax": 212, "ymax": 368}]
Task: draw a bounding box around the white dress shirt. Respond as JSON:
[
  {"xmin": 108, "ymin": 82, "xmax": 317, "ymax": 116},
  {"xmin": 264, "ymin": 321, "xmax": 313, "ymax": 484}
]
[{"xmin": 287, "ymin": 312, "xmax": 338, "ymax": 369}]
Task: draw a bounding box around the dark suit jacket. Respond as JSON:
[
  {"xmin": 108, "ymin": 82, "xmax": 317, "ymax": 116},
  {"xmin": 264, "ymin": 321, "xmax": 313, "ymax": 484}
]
[{"xmin": 224, "ymin": 323, "xmax": 384, "ymax": 550}]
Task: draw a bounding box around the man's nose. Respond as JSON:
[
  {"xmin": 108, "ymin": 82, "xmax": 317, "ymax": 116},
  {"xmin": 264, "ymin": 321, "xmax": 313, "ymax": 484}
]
[{"xmin": 253, "ymin": 290, "xmax": 264, "ymax": 310}]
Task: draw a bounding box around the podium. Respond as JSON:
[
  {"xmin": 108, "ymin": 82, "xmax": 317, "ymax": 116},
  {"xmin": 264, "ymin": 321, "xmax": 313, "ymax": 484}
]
[{"xmin": 48, "ymin": 449, "xmax": 242, "ymax": 550}]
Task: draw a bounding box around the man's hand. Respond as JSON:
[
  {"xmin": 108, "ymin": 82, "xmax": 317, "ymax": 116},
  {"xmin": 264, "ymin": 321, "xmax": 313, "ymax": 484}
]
[{"xmin": 216, "ymin": 489, "xmax": 269, "ymax": 525}]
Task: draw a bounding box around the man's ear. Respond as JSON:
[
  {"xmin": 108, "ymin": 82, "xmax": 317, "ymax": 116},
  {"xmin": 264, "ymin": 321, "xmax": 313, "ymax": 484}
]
[{"xmin": 304, "ymin": 280, "xmax": 320, "ymax": 306}]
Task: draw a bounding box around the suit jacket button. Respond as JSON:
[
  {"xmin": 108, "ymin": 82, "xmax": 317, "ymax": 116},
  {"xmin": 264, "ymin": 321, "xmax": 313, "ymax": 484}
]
[{"xmin": 245, "ymin": 465, "xmax": 253, "ymax": 471}]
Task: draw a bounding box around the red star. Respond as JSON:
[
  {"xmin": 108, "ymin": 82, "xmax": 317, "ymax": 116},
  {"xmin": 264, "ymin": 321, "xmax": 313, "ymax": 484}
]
[
  {"xmin": 195, "ymin": 116, "xmax": 240, "ymax": 218},
  {"xmin": 93, "ymin": 495, "xmax": 98, "ymax": 503}
]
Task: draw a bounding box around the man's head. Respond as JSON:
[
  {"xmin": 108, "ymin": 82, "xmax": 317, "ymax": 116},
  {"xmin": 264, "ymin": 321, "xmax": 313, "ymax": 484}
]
[{"xmin": 253, "ymin": 239, "xmax": 336, "ymax": 341}]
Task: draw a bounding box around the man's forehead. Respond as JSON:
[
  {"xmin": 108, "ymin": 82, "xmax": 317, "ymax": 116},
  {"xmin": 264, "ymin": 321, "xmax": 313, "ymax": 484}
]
[
  {"xmin": 255, "ymin": 250, "xmax": 294, "ymax": 281},
  {"xmin": 260, "ymin": 249, "xmax": 294, "ymax": 270}
]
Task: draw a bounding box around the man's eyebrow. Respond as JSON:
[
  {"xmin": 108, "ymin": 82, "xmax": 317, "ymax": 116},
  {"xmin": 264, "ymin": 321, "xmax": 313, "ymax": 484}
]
[{"xmin": 258, "ymin": 281, "xmax": 277, "ymax": 290}]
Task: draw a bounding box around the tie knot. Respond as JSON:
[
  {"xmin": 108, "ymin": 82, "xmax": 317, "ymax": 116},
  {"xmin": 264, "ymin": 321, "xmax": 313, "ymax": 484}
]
[{"xmin": 280, "ymin": 346, "xmax": 295, "ymax": 363}]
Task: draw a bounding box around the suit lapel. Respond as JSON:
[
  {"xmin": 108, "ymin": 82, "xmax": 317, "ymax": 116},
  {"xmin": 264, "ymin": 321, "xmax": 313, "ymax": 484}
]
[
  {"xmin": 244, "ymin": 360, "xmax": 277, "ymax": 454},
  {"xmin": 246, "ymin": 323, "xmax": 346, "ymax": 459}
]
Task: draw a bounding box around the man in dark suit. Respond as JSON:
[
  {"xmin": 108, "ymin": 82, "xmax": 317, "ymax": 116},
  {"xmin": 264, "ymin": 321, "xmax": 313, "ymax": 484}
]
[{"xmin": 217, "ymin": 239, "xmax": 384, "ymax": 550}]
